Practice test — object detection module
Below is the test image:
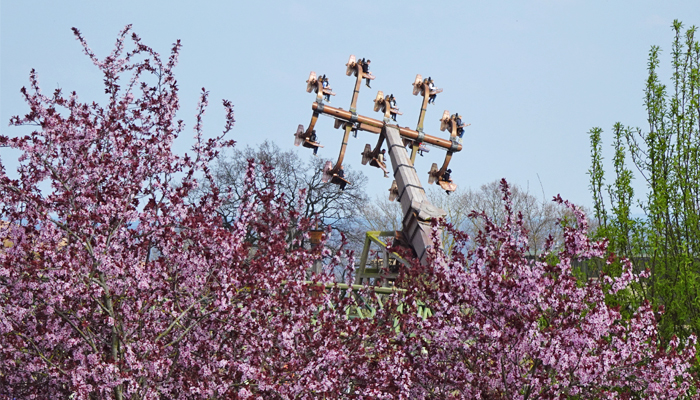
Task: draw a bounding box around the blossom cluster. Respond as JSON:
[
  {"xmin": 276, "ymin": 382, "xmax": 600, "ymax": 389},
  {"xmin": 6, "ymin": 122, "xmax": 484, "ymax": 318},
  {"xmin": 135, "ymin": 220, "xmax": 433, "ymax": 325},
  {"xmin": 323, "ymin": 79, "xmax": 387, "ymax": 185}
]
[{"xmin": 392, "ymin": 181, "xmax": 697, "ymax": 398}]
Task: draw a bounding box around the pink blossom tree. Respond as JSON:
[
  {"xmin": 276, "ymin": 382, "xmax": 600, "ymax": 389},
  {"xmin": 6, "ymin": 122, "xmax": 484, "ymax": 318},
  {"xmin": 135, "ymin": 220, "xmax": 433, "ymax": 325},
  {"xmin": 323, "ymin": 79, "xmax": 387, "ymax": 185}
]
[
  {"xmin": 0, "ymin": 27, "xmax": 696, "ymax": 399},
  {"xmin": 0, "ymin": 25, "xmax": 351, "ymax": 399},
  {"xmin": 390, "ymin": 180, "xmax": 698, "ymax": 399}
]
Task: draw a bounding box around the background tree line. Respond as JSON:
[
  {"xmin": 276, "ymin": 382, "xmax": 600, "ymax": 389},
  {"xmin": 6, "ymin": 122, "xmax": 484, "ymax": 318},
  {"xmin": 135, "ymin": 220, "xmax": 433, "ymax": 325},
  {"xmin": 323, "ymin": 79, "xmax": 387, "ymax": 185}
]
[{"xmin": 212, "ymin": 142, "xmax": 578, "ymax": 261}]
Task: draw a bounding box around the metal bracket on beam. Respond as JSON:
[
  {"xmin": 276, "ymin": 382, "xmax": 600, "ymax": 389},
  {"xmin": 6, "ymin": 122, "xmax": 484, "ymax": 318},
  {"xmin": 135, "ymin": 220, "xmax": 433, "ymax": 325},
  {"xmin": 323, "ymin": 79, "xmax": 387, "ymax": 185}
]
[
  {"xmin": 388, "ymin": 143, "xmax": 406, "ymax": 152},
  {"xmin": 393, "ymin": 163, "xmax": 416, "ymax": 176},
  {"xmin": 397, "ymin": 183, "xmax": 425, "ymax": 203},
  {"xmin": 416, "ymin": 128, "xmax": 426, "ymax": 143},
  {"xmin": 450, "ymin": 138, "xmax": 459, "ymax": 152},
  {"xmin": 316, "ymin": 102, "xmax": 325, "ymax": 113}
]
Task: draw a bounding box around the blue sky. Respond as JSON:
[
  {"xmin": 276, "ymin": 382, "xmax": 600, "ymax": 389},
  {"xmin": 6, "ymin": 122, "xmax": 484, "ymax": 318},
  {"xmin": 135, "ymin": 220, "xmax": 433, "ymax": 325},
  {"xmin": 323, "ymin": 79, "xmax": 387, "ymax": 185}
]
[{"xmin": 1, "ymin": 0, "xmax": 697, "ymax": 211}]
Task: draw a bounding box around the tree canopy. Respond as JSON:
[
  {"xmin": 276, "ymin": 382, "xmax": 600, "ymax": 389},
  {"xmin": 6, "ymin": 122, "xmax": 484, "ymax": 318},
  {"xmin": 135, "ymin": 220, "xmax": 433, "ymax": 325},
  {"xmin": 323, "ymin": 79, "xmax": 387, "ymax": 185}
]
[
  {"xmin": 209, "ymin": 140, "xmax": 368, "ymax": 248},
  {"xmin": 588, "ymin": 20, "xmax": 700, "ymax": 342}
]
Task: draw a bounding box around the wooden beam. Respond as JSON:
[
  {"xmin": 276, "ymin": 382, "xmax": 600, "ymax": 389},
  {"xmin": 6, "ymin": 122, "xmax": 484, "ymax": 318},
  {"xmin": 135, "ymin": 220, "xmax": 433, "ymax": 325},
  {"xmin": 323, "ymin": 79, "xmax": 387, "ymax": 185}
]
[{"xmin": 312, "ymin": 102, "xmax": 462, "ymax": 152}]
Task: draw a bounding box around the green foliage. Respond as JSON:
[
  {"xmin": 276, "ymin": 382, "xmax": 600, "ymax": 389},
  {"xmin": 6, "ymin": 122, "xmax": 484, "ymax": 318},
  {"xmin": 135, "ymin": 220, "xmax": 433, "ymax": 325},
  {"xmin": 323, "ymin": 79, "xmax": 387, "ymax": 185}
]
[{"xmin": 588, "ymin": 20, "xmax": 700, "ymax": 341}]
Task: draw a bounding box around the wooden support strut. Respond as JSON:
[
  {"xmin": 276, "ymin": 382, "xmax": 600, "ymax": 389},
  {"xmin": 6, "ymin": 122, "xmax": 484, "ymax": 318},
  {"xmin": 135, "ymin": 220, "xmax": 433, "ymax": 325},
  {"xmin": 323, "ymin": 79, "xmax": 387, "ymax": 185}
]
[
  {"xmin": 302, "ymin": 73, "xmax": 330, "ymax": 138},
  {"xmin": 304, "ymin": 111, "xmax": 320, "ymax": 138},
  {"xmin": 311, "ymin": 102, "xmax": 462, "ymax": 153},
  {"xmin": 330, "ymin": 60, "xmax": 366, "ymax": 174},
  {"xmin": 369, "ymin": 93, "xmax": 390, "ymax": 161},
  {"xmin": 436, "ymin": 116, "xmax": 460, "ymax": 178},
  {"xmin": 372, "ymin": 133, "xmax": 386, "ymax": 158},
  {"xmin": 411, "ymin": 79, "xmax": 432, "ymax": 164}
]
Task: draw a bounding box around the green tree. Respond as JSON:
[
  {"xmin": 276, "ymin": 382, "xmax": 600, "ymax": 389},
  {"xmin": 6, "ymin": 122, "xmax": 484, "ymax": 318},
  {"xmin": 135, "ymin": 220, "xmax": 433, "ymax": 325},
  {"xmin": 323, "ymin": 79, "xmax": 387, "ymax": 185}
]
[{"xmin": 588, "ymin": 20, "xmax": 700, "ymax": 341}]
